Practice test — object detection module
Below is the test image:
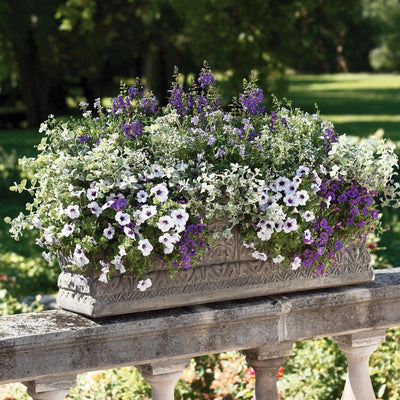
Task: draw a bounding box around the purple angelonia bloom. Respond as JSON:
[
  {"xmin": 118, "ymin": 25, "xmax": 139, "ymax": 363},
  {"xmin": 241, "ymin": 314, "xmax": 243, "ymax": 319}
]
[{"xmin": 198, "ymin": 72, "xmax": 216, "ymax": 89}]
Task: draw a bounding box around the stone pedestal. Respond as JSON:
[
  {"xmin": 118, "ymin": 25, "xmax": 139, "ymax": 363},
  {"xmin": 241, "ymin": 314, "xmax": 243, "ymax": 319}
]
[
  {"xmin": 334, "ymin": 330, "xmax": 387, "ymax": 400},
  {"xmin": 139, "ymin": 360, "xmax": 190, "ymax": 400},
  {"xmin": 22, "ymin": 374, "xmax": 76, "ymax": 400},
  {"xmin": 242, "ymin": 341, "xmax": 294, "ymax": 400}
]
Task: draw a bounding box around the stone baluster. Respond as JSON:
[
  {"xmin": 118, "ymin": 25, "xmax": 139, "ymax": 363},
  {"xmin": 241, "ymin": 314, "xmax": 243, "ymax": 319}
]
[
  {"xmin": 22, "ymin": 373, "xmax": 77, "ymax": 400},
  {"xmin": 241, "ymin": 341, "xmax": 294, "ymax": 400},
  {"xmin": 139, "ymin": 359, "xmax": 190, "ymax": 400},
  {"xmin": 334, "ymin": 329, "xmax": 387, "ymax": 400}
]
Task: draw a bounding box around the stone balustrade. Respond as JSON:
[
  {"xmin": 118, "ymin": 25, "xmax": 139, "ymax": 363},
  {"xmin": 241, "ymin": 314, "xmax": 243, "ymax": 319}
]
[{"xmin": 1, "ymin": 268, "xmax": 400, "ymax": 399}]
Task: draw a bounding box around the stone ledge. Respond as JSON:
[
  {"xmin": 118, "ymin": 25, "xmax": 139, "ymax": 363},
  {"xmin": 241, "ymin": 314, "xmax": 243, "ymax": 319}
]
[{"xmin": 1, "ymin": 268, "xmax": 400, "ymax": 384}]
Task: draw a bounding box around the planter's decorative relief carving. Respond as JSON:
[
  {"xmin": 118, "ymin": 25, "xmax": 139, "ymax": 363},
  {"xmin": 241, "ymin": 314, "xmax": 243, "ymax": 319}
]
[{"xmin": 57, "ymin": 231, "xmax": 373, "ymax": 317}]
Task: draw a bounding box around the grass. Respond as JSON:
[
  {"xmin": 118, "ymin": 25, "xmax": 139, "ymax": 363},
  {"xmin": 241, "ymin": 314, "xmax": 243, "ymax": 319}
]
[{"xmin": 286, "ymin": 73, "xmax": 400, "ymax": 140}]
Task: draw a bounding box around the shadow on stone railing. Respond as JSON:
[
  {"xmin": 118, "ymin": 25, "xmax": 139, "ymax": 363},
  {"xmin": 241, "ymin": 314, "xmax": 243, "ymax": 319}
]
[{"xmin": 1, "ymin": 268, "xmax": 400, "ymax": 400}]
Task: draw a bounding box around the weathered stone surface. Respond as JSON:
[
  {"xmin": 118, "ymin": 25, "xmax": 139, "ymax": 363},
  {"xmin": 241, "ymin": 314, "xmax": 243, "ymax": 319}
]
[
  {"xmin": 1, "ymin": 268, "xmax": 400, "ymax": 385},
  {"xmin": 57, "ymin": 233, "xmax": 374, "ymax": 317}
]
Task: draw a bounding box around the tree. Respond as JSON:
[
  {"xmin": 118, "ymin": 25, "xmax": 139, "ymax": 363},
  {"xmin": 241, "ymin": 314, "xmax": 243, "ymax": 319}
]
[
  {"xmin": 0, "ymin": 0, "xmax": 66, "ymax": 127},
  {"xmin": 363, "ymin": 0, "xmax": 400, "ymax": 71}
]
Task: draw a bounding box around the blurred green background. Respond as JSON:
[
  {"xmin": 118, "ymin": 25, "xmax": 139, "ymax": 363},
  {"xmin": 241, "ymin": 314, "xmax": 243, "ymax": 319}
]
[{"xmin": 1, "ymin": 1, "xmax": 400, "ymax": 399}]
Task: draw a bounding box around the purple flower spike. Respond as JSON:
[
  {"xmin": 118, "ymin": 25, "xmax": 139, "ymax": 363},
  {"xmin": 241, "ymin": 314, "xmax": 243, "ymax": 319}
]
[{"xmin": 198, "ymin": 72, "xmax": 216, "ymax": 89}]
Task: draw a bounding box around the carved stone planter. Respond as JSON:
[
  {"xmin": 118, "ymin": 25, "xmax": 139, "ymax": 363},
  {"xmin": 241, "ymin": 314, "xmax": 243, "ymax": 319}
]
[{"xmin": 56, "ymin": 230, "xmax": 374, "ymax": 318}]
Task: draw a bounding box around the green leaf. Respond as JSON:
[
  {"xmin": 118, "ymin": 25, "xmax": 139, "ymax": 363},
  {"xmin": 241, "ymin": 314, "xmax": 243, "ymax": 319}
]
[
  {"xmin": 377, "ymin": 383, "xmax": 386, "ymax": 397},
  {"xmin": 17, "ymin": 179, "xmax": 27, "ymax": 193}
]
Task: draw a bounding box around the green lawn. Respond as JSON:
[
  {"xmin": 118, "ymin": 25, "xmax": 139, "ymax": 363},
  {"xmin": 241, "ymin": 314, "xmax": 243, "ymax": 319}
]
[{"xmin": 287, "ymin": 73, "xmax": 400, "ymax": 140}]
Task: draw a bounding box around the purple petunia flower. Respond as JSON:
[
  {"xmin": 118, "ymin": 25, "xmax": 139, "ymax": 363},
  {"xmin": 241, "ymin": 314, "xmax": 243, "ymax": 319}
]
[
  {"xmin": 350, "ymin": 207, "xmax": 359, "ymax": 216},
  {"xmin": 303, "ymin": 258, "xmax": 313, "ymax": 267},
  {"xmin": 334, "ymin": 240, "xmax": 343, "ymax": 251}
]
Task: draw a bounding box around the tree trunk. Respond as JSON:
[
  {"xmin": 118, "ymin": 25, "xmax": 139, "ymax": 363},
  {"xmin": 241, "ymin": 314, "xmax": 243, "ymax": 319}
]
[{"xmin": 15, "ymin": 29, "xmax": 50, "ymax": 128}]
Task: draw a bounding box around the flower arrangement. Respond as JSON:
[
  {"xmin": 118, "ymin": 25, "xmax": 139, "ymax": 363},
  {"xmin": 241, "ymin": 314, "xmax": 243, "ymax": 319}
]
[{"xmin": 8, "ymin": 64, "xmax": 400, "ymax": 289}]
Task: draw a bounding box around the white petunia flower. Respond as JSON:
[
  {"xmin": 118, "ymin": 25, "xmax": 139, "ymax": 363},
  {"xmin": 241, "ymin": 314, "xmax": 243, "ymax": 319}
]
[
  {"xmin": 252, "ymin": 251, "xmax": 267, "ymax": 261},
  {"xmin": 273, "ymin": 219, "xmax": 284, "ymax": 233},
  {"xmin": 171, "ymin": 209, "xmax": 189, "ymax": 228},
  {"xmin": 291, "ymin": 256, "xmax": 302, "ymax": 270},
  {"xmin": 257, "ymin": 220, "xmax": 274, "ymax": 235},
  {"xmin": 61, "ymin": 223, "xmax": 74, "ymax": 237},
  {"xmin": 137, "ymin": 190, "xmax": 148, "ymax": 203},
  {"xmin": 111, "ymin": 255, "xmax": 126, "ymax": 273},
  {"xmin": 119, "ymin": 245, "xmax": 127, "ymax": 256},
  {"xmin": 150, "ymin": 183, "xmax": 169, "ymax": 202},
  {"xmin": 140, "ymin": 205, "xmax": 157, "ymax": 221},
  {"xmin": 163, "ymin": 245, "xmax": 174, "ymax": 254},
  {"xmin": 123, "ymin": 226, "xmax": 136, "ymax": 239},
  {"xmin": 103, "ymin": 223, "xmax": 115, "ymax": 239},
  {"xmin": 257, "ymin": 227, "xmax": 272, "ymax": 241},
  {"xmin": 73, "ymin": 244, "xmax": 90, "ymax": 268},
  {"xmin": 101, "ymin": 199, "xmax": 114, "ymax": 210},
  {"xmin": 273, "ymin": 255, "xmax": 285, "ymax": 264},
  {"xmin": 43, "ymin": 227, "xmax": 58, "ymax": 244},
  {"xmin": 137, "ymin": 278, "xmax": 152, "ymax": 292},
  {"xmin": 283, "ymin": 217, "xmax": 298, "ymax": 233},
  {"xmin": 42, "ymin": 251, "xmax": 52, "ymax": 263},
  {"xmin": 283, "ymin": 193, "xmax": 300, "ymax": 207},
  {"xmin": 303, "ymin": 210, "xmax": 315, "ymax": 222},
  {"xmin": 296, "ymin": 166, "xmax": 310, "ymax": 176},
  {"xmin": 64, "ymin": 205, "xmax": 80, "ymax": 219},
  {"xmin": 115, "ymin": 211, "xmax": 131, "ymax": 226},
  {"xmin": 303, "ymin": 229, "xmax": 313, "ymax": 243},
  {"xmin": 98, "ymin": 260, "xmax": 110, "ymax": 283},
  {"xmin": 151, "ymin": 164, "xmax": 164, "ymax": 177},
  {"xmin": 87, "ymin": 187, "xmax": 98, "ymax": 201},
  {"xmin": 138, "ymin": 239, "xmax": 153, "ymax": 256},
  {"xmin": 159, "ymin": 233, "xmax": 175, "ymax": 247},
  {"xmin": 88, "ymin": 201, "xmax": 102, "ymax": 217},
  {"xmin": 157, "ymin": 215, "xmax": 175, "ymax": 232},
  {"xmin": 274, "ymin": 176, "xmax": 290, "ymax": 192},
  {"xmin": 243, "ymin": 241, "xmax": 255, "ymax": 249},
  {"xmin": 311, "ymin": 183, "xmax": 321, "ymax": 193},
  {"xmin": 32, "ymin": 216, "xmax": 42, "ymax": 229},
  {"xmin": 285, "ymin": 180, "xmax": 299, "ymax": 193},
  {"xmin": 296, "ymin": 190, "xmax": 310, "ymax": 206}
]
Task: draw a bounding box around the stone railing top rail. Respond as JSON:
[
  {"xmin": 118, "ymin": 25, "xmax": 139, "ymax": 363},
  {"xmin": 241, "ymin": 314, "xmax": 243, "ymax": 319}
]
[{"xmin": 1, "ymin": 268, "xmax": 400, "ymax": 385}]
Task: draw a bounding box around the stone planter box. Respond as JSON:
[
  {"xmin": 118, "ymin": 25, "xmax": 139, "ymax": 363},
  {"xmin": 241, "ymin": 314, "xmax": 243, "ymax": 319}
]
[{"xmin": 56, "ymin": 230, "xmax": 373, "ymax": 318}]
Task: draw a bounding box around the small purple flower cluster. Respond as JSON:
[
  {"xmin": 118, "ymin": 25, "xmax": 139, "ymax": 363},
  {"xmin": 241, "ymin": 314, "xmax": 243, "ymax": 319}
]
[
  {"xmin": 322, "ymin": 127, "xmax": 338, "ymax": 152},
  {"xmin": 301, "ymin": 217, "xmax": 337, "ymax": 274},
  {"xmin": 128, "ymin": 86, "xmax": 142, "ymax": 98},
  {"xmin": 172, "ymin": 217, "xmax": 207, "ymax": 269},
  {"xmin": 111, "ymin": 95, "xmax": 132, "ymax": 115},
  {"xmin": 169, "ymin": 83, "xmax": 219, "ymax": 121},
  {"xmin": 169, "ymin": 85, "xmax": 190, "ymax": 118},
  {"xmin": 140, "ymin": 96, "xmax": 158, "ymax": 114},
  {"xmin": 198, "ymin": 72, "xmax": 215, "ymax": 89},
  {"xmin": 295, "ymin": 177, "xmax": 379, "ymax": 274},
  {"xmin": 269, "ymin": 110, "xmax": 279, "ymax": 133},
  {"xmin": 121, "ymin": 120, "xmax": 143, "ymax": 141},
  {"xmin": 238, "ymin": 88, "xmax": 265, "ymax": 116},
  {"xmin": 110, "ymin": 197, "xmax": 128, "ymax": 211},
  {"xmin": 78, "ymin": 134, "xmax": 91, "ymax": 144},
  {"xmin": 319, "ymin": 178, "xmax": 378, "ymax": 231}
]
